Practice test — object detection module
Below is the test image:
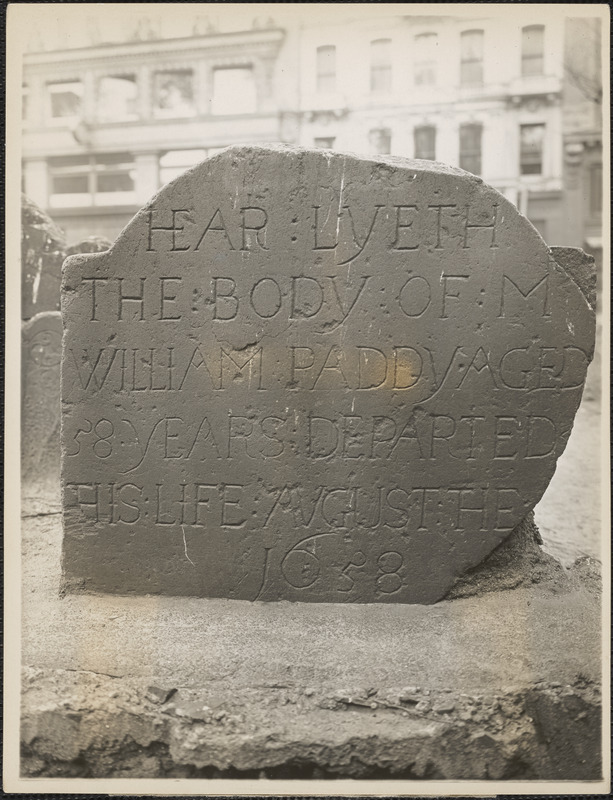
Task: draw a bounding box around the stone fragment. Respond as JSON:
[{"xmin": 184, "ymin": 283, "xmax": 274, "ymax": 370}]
[
  {"xmin": 22, "ymin": 311, "xmax": 63, "ymax": 489},
  {"xmin": 317, "ymin": 697, "xmax": 340, "ymax": 711},
  {"xmin": 61, "ymin": 145, "xmax": 595, "ymax": 603},
  {"xmin": 145, "ymin": 686, "xmax": 176, "ymax": 705},
  {"xmin": 433, "ymin": 699, "xmax": 456, "ymax": 714},
  {"xmin": 66, "ymin": 236, "xmax": 113, "ymax": 256}
]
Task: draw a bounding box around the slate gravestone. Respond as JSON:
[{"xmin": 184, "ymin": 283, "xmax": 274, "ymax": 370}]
[
  {"xmin": 61, "ymin": 146, "xmax": 595, "ymax": 602},
  {"xmin": 22, "ymin": 312, "xmax": 63, "ymax": 488}
]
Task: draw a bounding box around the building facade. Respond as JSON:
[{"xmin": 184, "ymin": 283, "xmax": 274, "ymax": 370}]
[
  {"xmin": 296, "ymin": 11, "xmax": 567, "ymax": 245},
  {"xmin": 21, "ymin": 7, "xmax": 601, "ymax": 249},
  {"xmin": 22, "ymin": 19, "xmax": 291, "ymax": 241},
  {"xmin": 560, "ymin": 17, "xmax": 603, "ymax": 269}
]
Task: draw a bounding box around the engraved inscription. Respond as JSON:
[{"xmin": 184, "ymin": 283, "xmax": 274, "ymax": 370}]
[{"xmin": 61, "ymin": 145, "xmax": 595, "ymax": 603}]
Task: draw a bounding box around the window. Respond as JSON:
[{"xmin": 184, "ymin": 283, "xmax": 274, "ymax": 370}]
[
  {"xmin": 160, "ymin": 149, "xmax": 207, "ymax": 185},
  {"xmin": 153, "ymin": 70, "xmax": 195, "ymax": 118},
  {"xmin": 314, "ymin": 137, "xmax": 336, "ymax": 149},
  {"xmin": 22, "ymin": 84, "xmax": 29, "ymax": 121},
  {"xmin": 316, "ymin": 45, "xmax": 336, "ymax": 93},
  {"xmin": 98, "ymin": 75, "xmax": 138, "ymax": 121},
  {"xmin": 589, "ymin": 164, "xmax": 602, "ymax": 213},
  {"xmin": 50, "ymin": 156, "xmax": 90, "ymax": 196},
  {"xmin": 520, "ymin": 123, "xmax": 545, "ymax": 175},
  {"xmin": 48, "ymin": 153, "xmax": 135, "ymax": 207},
  {"xmin": 95, "ymin": 153, "xmax": 136, "ymax": 193},
  {"xmin": 47, "ymin": 81, "xmax": 83, "ymax": 120},
  {"xmin": 211, "ymin": 67, "xmax": 257, "ymax": 115},
  {"xmin": 459, "ymin": 123, "xmax": 482, "ymax": 175},
  {"xmin": 521, "ymin": 25, "xmax": 544, "ymax": 77},
  {"xmin": 414, "ymin": 33, "xmax": 438, "ymax": 86},
  {"xmin": 460, "ymin": 30, "xmax": 484, "ymax": 86},
  {"xmin": 370, "ymin": 39, "xmax": 392, "ymax": 94},
  {"xmin": 414, "ymin": 125, "xmax": 436, "ymax": 160},
  {"xmin": 369, "ymin": 128, "xmax": 391, "ymax": 155}
]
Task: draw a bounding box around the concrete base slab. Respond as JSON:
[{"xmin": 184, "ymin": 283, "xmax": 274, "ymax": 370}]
[{"xmin": 20, "ymin": 508, "xmax": 602, "ymax": 780}]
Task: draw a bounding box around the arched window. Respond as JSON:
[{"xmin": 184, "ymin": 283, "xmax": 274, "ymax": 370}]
[
  {"xmin": 459, "ymin": 123, "xmax": 482, "ymax": 175},
  {"xmin": 414, "ymin": 33, "xmax": 438, "ymax": 86},
  {"xmin": 414, "ymin": 125, "xmax": 436, "ymax": 160},
  {"xmin": 369, "ymin": 128, "xmax": 392, "ymax": 155},
  {"xmin": 316, "ymin": 45, "xmax": 336, "ymax": 92},
  {"xmin": 370, "ymin": 39, "xmax": 392, "ymax": 94},
  {"xmin": 460, "ymin": 30, "xmax": 484, "ymax": 86},
  {"xmin": 521, "ymin": 25, "xmax": 545, "ymax": 76},
  {"xmin": 590, "ymin": 164, "xmax": 603, "ymax": 213},
  {"xmin": 520, "ymin": 124, "xmax": 545, "ymax": 175}
]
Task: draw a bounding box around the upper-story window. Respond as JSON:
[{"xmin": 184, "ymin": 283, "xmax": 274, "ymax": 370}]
[
  {"xmin": 414, "ymin": 33, "xmax": 438, "ymax": 86},
  {"xmin": 370, "ymin": 39, "xmax": 392, "ymax": 94},
  {"xmin": 414, "ymin": 125, "xmax": 436, "ymax": 160},
  {"xmin": 590, "ymin": 164, "xmax": 602, "ymax": 213},
  {"xmin": 460, "ymin": 30, "xmax": 484, "ymax": 86},
  {"xmin": 520, "ymin": 123, "xmax": 545, "ymax": 175},
  {"xmin": 22, "ymin": 84, "xmax": 29, "ymax": 121},
  {"xmin": 369, "ymin": 128, "xmax": 392, "ymax": 155},
  {"xmin": 521, "ymin": 25, "xmax": 545, "ymax": 77},
  {"xmin": 98, "ymin": 75, "xmax": 138, "ymax": 122},
  {"xmin": 48, "ymin": 153, "xmax": 136, "ymax": 208},
  {"xmin": 47, "ymin": 80, "xmax": 83, "ymax": 122},
  {"xmin": 153, "ymin": 70, "xmax": 196, "ymax": 118},
  {"xmin": 159, "ymin": 149, "xmax": 207, "ymax": 186},
  {"xmin": 459, "ymin": 123, "xmax": 482, "ymax": 175},
  {"xmin": 316, "ymin": 45, "xmax": 336, "ymax": 93},
  {"xmin": 211, "ymin": 67, "xmax": 257, "ymax": 115}
]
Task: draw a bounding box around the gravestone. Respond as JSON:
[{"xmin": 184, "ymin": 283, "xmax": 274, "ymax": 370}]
[
  {"xmin": 22, "ymin": 195, "xmax": 66, "ymax": 320},
  {"xmin": 66, "ymin": 236, "xmax": 112, "ymax": 257},
  {"xmin": 61, "ymin": 145, "xmax": 595, "ymax": 602},
  {"xmin": 22, "ymin": 311, "xmax": 63, "ymax": 489}
]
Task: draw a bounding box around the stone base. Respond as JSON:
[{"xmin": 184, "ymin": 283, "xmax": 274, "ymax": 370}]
[{"xmin": 19, "ymin": 506, "xmax": 602, "ymax": 781}]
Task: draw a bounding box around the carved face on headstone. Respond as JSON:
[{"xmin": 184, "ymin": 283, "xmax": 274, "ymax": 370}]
[{"xmin": 61, "ymin": 146, "xmax": 595, "ymax": 602}]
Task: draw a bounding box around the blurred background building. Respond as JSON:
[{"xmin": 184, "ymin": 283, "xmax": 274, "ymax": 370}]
[{"xmin": 21, "ymin": 5, "xmax": 603, "ymax": 266}]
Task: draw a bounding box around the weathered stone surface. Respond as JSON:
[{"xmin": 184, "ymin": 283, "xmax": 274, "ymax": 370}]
[
  {"xmin": 549, "ymin": 246, "xmax": 597, "ymax": 311},
  {"xmin": 22, "ymin": 195, "xmax": 66, "ymax": 320},
  {"xmin": 22, "ymin": 311, "xmax": 63, "ymax": 488},
  {"xmin": 61, "ymin": 145, "xmax": 595, "ymax": 601}
]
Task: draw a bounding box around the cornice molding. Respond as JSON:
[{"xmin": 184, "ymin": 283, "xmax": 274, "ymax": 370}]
[{"xmin": 24, "ymin": 29, "xmax": 285, "ymax": 71}]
